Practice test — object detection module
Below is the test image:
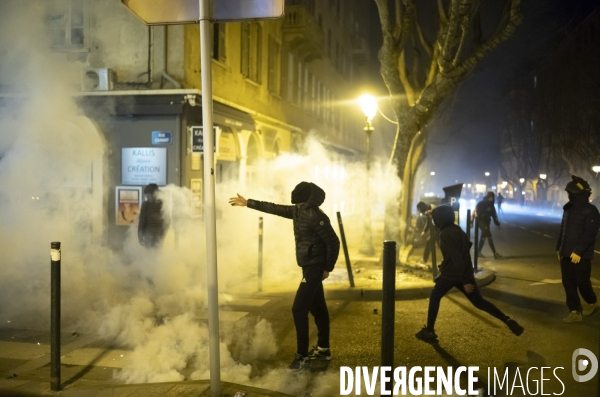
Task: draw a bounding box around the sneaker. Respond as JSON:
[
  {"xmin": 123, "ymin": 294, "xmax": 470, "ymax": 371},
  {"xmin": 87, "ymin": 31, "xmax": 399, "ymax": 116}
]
[
  {"xmin": 494, "ymin": 252, "xmax": 503, "ymax": 259},
  {"xmin": 308, "ymin": 346, "xmax": 332, "ymax": 361},
  {"xmin": 506, "ymin": 319, "xmax": 524, "ymax": 336},
  {"xmin": 415, "ymin": 326, "xmax": 438, "ymax": 341},
  {"xmin": 582, "ymin": 302, "xmax": 596, "ymax": 316},
  {"xmin": 563, "ymin": 310, "xmax": 582, "ymax": 323},
  {"xmin": 289, "ymin": 353, "xmax": 310, "ymax": 372}
]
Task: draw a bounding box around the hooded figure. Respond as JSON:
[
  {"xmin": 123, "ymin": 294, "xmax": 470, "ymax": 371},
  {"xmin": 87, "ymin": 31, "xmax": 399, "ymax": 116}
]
[
  {"xmin": 229, "ymin": 182, "xmax": 340, "ymax": 371},
  {"xmin": 416, "ymin": 201, "xmax": 436, "ymax": 264},
  {"xmin": 472, "ymin": 191, "xmax": 502, "ymax": 259},
  {"xmin": 138, "ymin": 184, "xmax": 169, "ymax": 248},
  {"xmin": 556, "ymin": 175, "xmax": 599, "ymax": 322},
  {"xmin": 415, "ymin": 205, "xmax": 523, "ymax": 341}
]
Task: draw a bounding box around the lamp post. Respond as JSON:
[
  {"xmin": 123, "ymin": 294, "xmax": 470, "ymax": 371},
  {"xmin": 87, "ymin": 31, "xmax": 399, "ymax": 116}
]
[
  {"xmin": 358, "ymin": 94, "xmax": 377, "ymax": 255},
  {"xmin": 519, "ymin": 178, "xmax": 525, "ymax": 206}
]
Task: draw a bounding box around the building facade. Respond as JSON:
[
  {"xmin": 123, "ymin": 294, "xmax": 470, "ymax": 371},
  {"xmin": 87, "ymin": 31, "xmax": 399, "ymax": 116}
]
[{"xmin": 0, "ymin": 0, "xmax": 381, "ymax": 245}]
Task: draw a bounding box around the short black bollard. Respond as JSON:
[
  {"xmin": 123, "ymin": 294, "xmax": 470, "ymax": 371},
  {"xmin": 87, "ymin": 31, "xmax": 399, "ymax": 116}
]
[
  {"xmin": 474, "ymin": 217, "xmax": 479, "ymax": 273},
  {"xmin": 466, "ymin": 209, "xmax": 471, "ymax": 242},
  {"xmin": 428, "ymin": 215, "xmax": 438, "ymax": 281},
  {"xmin": 336, "ymin": 212, "xmax": 355, "ymax": 288},
  {"xmin": 258, "ymin": 217, "xmax": 263, "ymax": 292},
  {"xmin": 381, "ymin": 240, "xmax": 396, "ymax": 388},
  {"xmin": 50, "ymin": 241, "xmax": 61, "ymax": 391}
]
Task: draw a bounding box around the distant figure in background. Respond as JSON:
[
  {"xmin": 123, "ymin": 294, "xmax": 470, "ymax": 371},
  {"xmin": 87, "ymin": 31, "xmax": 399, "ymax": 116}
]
[
  {"xmin": 497, "ymin": 193, "xmax": 504, "ymax": 214},
  {"xmin": 415, "ymin": 205, "xmax": 523, "ymax": 341},
  {"xmin": 472, "ymin": 192, "xmax": 502, "ymax": 259},
  {"xmin": 557, "ymin": 175, "xmax": 599, "ymax": 323},
  {"xmin": 138, "ymin": 184, "xmax": 169, "ymax": 248},
  {"xmin": 416, "ymin": 201, "xmax": 436, "ymax": 264}
]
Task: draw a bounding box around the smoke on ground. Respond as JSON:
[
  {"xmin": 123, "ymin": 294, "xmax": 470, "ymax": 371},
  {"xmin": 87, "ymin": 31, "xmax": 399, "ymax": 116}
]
[{"xmin": 0, "ymin": 1, "xmax": 400, "ymax": 395}]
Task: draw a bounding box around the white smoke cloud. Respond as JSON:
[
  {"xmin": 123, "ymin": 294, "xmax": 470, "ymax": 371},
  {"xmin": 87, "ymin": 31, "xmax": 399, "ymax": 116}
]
[{"xmin": 0, "ymin": 1, "xmax": 401, "ymax": 395}]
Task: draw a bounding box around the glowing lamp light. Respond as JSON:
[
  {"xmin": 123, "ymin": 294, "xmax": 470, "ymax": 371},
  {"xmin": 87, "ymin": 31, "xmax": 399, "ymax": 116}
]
[
  {"xmin": 593, "ymin": 165, "xmax": 600, "ymax": 174},
  {"xmin": 484, "ymin": 172, "xmax": 490, "ymax": 177},
  {"xmin": 519, "ymin": 178, "xmax": 525, "ymax": 184},
  {"xmin": 430, "ymin": 171, "xmax": 435, "ymax": 176},
  {"xmin": 539, "ymin": 174, "xmax": 547, "ymax": 180},
  {"xmin": 358, "ymin": 94, "xmax": 378, "ymax": 122}
]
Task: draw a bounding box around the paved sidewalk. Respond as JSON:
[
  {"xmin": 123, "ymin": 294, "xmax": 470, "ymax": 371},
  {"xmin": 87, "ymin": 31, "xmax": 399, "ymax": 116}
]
[{"xmin": 0, "ymin": 241, "xmax": 497, "ymax": 397}]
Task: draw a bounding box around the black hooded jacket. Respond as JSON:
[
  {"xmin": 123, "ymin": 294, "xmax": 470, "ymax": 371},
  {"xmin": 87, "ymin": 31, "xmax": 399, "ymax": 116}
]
[
  {"xmin": 556, "ymin": 194, "xmax": 600, "ymax": 259},
  {"xmin": 475, "ymin": 198, "xmax": 499, "ymax": 226},
  {"xmin": 247, "ymin": 183, "xmax": 340, "ymax": 271},
  {"xmin": 432, "ymin": 205, "xmax": 474, "ymax": 284}
]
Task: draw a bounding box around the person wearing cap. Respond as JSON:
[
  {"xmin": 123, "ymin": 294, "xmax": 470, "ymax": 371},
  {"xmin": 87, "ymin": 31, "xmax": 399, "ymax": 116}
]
[
  {"xmin": 557, "ymin": 175, "xmax": 599, "ymax": 322},
  {"xmin": 229, "ymin": 182, "xmax": 340, "ymax": 371},
  {"xmin": 415, "ymin": 205, "xmax": 524, "ymax": 341},
  {"xmin": 471, "ymin": 192, "xmax": 502, "ymax": 259},
  {"xmin": 138, "ymin": 183, "xmax": 169, "ymax": 248}
]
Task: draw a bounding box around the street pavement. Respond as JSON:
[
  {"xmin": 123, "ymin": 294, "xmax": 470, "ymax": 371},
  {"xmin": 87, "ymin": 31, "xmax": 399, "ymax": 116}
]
[{"xmin": 0, "ymin": 205, "xmax": 599, "ymax": 396}]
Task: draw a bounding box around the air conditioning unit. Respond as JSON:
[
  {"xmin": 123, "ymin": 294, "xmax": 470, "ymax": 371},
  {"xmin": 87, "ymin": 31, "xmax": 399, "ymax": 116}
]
[{"xmin": 81, "ymin": 68, "xmax": 115, "ymax": 91}]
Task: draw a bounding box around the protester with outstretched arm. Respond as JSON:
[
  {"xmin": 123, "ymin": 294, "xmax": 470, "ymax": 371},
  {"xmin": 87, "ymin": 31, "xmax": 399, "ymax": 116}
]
[{"xmin": 229, "ymin": 182, "xmax": 340, "ymax": 372}]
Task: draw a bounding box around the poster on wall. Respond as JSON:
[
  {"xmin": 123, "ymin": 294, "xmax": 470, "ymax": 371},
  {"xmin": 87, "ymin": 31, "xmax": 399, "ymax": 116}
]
[
  {"xmin": 122, "ymin": 147, "xmax": 167, "ymax": 186},
  {"xmin": 190, "ymin": 178, "xmax": 202, "ymax": 218},
  {"xmin": 115, "ymin": 186, "xmax": 142, "ymax": 226}
]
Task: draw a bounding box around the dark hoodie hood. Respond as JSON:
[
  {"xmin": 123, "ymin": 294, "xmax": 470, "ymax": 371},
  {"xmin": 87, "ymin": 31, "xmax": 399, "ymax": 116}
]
[
  {"xmin": 431, "ymin": 205, "xmax": 455, "ymax": 229},
  {"xmin": 304, "ymin": 183, "xmax": 326, "ymax": 208}
]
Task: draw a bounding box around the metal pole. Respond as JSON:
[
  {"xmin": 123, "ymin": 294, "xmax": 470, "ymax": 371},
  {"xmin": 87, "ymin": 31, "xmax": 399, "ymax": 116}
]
[
  {"xmin": 336, "ymin": 211, "xmax": 355, "ymax": 288},
  {"xmin": 381, "ymin": 240, "xmax": 396, "ymax": 392},
  {"xmin": 359, "ymin": 127, "xmax": 374, "ymax": 255},
  {"xmin": 50, "ymin": 242, "xmax": 61, "ymax": 391},
  {"xmin": 466, "ymin": 209, "xmax": 471, "ymax": 242},
  {"xmin": 428, "ymin": 215, "xmax": 437, "ymax": 281},
  {"xmin": 199, "ymin": 1, "xmax": 221, "ymax": 395},
  {"xmin": 258, "ymin": 217, "xmax": 263, "ymax": 292},
  {"xmin": 474, "ymin": 217, "xmax": 479, "ymax": 273}
]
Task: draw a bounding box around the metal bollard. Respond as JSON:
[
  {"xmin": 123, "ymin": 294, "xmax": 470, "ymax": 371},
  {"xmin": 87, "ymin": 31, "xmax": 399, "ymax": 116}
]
[
  {"xmin": 258, "ymin": 217, "xmax": 263, "ymax": 293},
  {"xmin": 466, "ymin": 209, "xmax": 471, "ymax": 242},
  {"xmin": 50, "ymin": 242, "xmax": 61, "ymax": 391},
  {"xmin": 381, "ymin": 240, "xmax": 396, "ymax": 388},
  {"xmin": 474, "ymin": 217, "xmax": 479, "ymax": 273},
  {"xmin": 336, "ymin": 211, "xmax": 355, "ymax": 287},
  {"xmin": 428, "ymin": 215, "xmax": 438, "ymax": 281}
]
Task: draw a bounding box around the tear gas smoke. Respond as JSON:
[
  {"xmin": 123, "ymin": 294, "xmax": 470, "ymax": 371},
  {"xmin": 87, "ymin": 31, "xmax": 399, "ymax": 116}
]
[{"xmin": 0, "ymin": 2, "xmax": 401, "ymax": 395}]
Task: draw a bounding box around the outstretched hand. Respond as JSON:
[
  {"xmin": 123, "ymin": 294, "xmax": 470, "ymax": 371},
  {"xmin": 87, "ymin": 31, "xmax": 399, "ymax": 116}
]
[{"xmin": 229, "ymin": 194, "xmax": 247, "ymax": 207}]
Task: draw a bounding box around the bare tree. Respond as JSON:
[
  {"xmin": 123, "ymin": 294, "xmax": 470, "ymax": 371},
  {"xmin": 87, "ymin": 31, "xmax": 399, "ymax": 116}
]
[{"xmin": 374, "ymin": 0, "xmax": 523, "ymax": 246}]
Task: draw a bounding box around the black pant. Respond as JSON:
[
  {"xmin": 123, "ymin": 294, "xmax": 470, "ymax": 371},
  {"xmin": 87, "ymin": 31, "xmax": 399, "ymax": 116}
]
[
  {"xmin": 292, "ymin": 265, "xmax": 330, "ymax": 356},
  {"xmin": 477, "ymin": 223, "xmax": 497, "ymax": 255},
  {"xmin": 560, "ymin": 257, "xmax": 597, "ymax": 312},
  {"xmin": 427, "ymin": 276, "xmax": 508, "ymax": 330}
]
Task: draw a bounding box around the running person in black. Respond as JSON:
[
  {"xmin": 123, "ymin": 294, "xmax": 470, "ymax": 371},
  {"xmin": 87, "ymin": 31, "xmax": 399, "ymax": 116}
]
[
  {"xmin": 416, "ymin": 205, "xmax": 523, "ymax": 341},
  {"xmin": 229, "ymin": 182, "xmax": 340, "ymax": 371},
  {"xmin": 472, "ymin": 192, "xmax": 502, "ymax": 259}
]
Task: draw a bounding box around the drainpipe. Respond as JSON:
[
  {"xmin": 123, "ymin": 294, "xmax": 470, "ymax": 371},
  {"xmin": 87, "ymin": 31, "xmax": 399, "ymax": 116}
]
[
  {"xmin": 161, "ymin": 25, "xmax": 181, "ymax": 89},
  {"xmin": 122, "ymin": 26, "xmax": 154, "ymax": 88}
]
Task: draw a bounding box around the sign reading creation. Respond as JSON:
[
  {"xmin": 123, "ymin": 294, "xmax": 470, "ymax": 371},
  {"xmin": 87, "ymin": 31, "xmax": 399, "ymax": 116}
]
[{"xmin": 122, "ymin": 147, "xmax": 167, "ymax": 185}]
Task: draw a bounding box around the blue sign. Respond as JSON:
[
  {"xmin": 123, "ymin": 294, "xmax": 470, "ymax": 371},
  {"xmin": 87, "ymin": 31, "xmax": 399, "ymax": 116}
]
[
  {"xmin": 152, "ymin": 131, "xmax": 172, "ymax": 145},
  {"xmin": 191, "ymin": 126, "xmax": 216, "ymax": 153}
]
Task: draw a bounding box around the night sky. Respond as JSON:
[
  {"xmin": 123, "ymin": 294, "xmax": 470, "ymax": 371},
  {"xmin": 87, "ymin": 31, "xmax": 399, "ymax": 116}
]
[{"xmin": 363, "ymin": 0, "xmax": 599, "ymax": 195}]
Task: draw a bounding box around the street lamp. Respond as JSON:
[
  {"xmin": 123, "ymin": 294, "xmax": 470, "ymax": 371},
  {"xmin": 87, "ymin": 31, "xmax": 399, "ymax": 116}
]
[
  {"xmin": 484, "ymin": 172, "xmax": 490, "ymax": 177},
  {"xmin": 358, "ymin": 94, "xmax": 377, "ymax": 255},
  {"xmin": 539, "ymin": 174, "xmax": 547, "ymax": 180},
  {"xmin": 592, "ymin": 165, "xmax": 600, "ymax": 175},
  {"xmin": 519, "ymin": 178, "xmax": 525, "ymax": 184}
]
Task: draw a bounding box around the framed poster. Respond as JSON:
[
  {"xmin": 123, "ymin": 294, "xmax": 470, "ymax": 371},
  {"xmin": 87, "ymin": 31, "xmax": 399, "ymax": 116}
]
[
  {"xmin": 190, "ymin": 178, "xmax": 202, "ymax": 218},
  {"xmin": 116, "ymin": 186, "xmax": 142, "ymax": 225}
]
